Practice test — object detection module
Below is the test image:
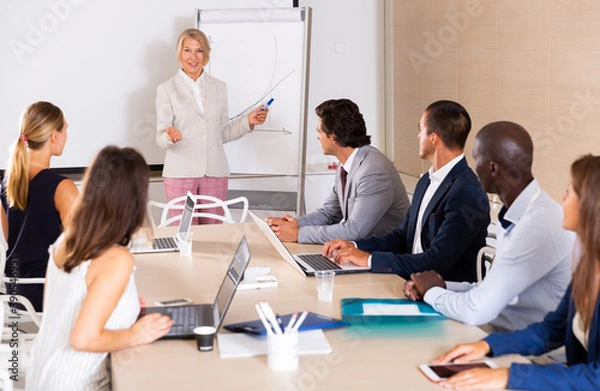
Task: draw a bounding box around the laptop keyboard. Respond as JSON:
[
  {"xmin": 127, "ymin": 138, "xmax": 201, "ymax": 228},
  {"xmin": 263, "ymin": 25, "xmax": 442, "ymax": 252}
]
[
  {"xmin": 297, "ymin": 254, "xmax": 342, "ymax": 271},
  {"xmin": 167, "ymin": 306, "xmax": 199, "ymax": 336},
  {"xmin": 153, "ymin": 237, "xmax": 178, "ymax": 250}
]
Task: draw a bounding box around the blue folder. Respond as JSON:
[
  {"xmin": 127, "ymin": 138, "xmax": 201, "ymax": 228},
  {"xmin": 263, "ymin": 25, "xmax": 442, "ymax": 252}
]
[
  {"xmin": 341, "ymin": 298, "xmax": 446, "ymax": 325},
  {"xmin": 224, "ymin": 312, "xmax": 347, "ymax": 336}
]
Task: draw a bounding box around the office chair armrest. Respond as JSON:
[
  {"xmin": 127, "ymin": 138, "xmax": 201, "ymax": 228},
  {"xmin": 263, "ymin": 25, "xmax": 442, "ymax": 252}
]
[{"xmin": 12, "ymin": 278, "xmax": 45, "ymax": 285}]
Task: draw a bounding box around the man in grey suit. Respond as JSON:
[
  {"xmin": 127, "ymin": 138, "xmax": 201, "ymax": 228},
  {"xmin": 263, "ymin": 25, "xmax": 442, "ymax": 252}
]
[{"xmin": 267, "ymin": 98, "xmax": 410, "ymax": 244}]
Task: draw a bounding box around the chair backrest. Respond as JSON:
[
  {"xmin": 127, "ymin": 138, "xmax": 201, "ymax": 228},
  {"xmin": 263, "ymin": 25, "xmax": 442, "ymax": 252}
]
[
  {"xmin": 0, "ymin": 300, "xmax": 9, "ymax": 391},
  {"xmin": 0, "ymin": 243, "xmax": 6, "ymax": 294},
  {"xmin": 0, "ymin": 292, "xmax": 35, "ymax": 389},
  {"xmin": 476, "ymin": 245, "xmax": 496, "ymax": 282},
  {"xmin": 1, "ymin": 240, "xmax": 43, "ymax": 331},
  {"xmin": 0, "ymin": 295, "xmax": 42, "ymax": 329},
  {"xmin": 0, "ymin": 367, "xmax": 12, "ymax": 391},
  {"xmin": 486, "ymin": 222, "xmax": 497, "ymax": 248},
  {"xmin": 0, "ymin": 311, "xmax": 12, "ymax": 391},
  {"xmin": 0, "ymin": 241, "xmax": 45, "ymax": 297},
  {"xmin": 148, "ymin": 195, "xmax": 249, "ymax": 228}
]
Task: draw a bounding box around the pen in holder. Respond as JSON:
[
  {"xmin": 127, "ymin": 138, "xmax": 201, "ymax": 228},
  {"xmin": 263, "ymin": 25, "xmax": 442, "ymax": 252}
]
[
  {"xmin": 267, "ymin": 331, "xmax": 299, "ymax": 371},
  {"xmin": 255, "ymin": 302, "xmax": 306, "ymax": 371}
]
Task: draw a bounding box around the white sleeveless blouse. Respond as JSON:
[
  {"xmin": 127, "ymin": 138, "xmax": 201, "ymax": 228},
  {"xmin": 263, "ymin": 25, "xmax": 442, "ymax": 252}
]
[
  {"xmin": 26, "ymin": 240, "xmax": 140, "ymax": 390},
  {"xmin": 573, "ymin": 311, "xmax": 590, "ymax": 351}
]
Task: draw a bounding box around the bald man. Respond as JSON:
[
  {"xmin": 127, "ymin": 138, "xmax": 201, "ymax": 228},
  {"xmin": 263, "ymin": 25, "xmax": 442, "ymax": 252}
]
[{"xmin": 406, "ymin": 121, "xmax": 575, "ymax": 332}]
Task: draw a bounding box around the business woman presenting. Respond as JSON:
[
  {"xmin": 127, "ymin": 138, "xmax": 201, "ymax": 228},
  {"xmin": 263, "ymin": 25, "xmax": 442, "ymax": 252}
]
[{"xmin": 156, "ymin": 28, "xmax": 267, "ymax": 223}]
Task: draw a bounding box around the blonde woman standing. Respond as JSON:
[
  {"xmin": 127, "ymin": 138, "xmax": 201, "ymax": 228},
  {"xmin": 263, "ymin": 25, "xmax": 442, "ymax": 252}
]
[
  {"xmin": 155, "ymin": 28, "xmax": 268, "ymax": 224},
  {"xmin": 1, "ymin": 101, "xmax": 78, "ymax": 311}
]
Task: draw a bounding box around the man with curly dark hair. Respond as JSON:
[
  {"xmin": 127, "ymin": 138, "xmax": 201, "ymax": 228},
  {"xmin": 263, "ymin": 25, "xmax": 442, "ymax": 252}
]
[{"xmin": 267, "ymin": 98, "xmax": 410, "ymax": 244}]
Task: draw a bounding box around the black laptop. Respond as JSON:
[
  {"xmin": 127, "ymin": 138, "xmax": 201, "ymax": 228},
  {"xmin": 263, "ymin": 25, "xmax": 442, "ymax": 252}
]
[
  {"xmin": 249, "ymin": 211, "xmax": 369, "ymax": 276},
  {"xmin": 140, "ymin": 236, "xmax": 251, "ymax": 339}
]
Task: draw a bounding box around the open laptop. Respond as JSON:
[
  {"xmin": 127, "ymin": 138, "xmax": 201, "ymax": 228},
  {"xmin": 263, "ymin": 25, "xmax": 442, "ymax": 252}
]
[
  {"xmin": 130, "ymin": 193, "xmax": 196, "ymax": 254},
  {"xmin": 249, "ymin": 211, "xmax": 369, "ymax": 276},
  {"xmin": 140, "ymin": 236, "xmax": 251, "ymax": 339}
]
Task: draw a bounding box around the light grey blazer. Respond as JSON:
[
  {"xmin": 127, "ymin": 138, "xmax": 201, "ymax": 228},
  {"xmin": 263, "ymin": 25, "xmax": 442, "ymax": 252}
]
[
  {"xmin": 297, "ymin": 145, "xmax": 410, "ymax": 244},
  {"xmin": 155, "ymin": 72, "xmax": 251, "ymax": 178}
]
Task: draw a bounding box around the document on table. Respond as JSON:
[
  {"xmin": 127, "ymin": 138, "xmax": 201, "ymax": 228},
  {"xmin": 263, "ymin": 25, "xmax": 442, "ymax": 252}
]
[
  {"xmin": 362, "ymin": 303, "xmax": 439, "ymax": 316},
  {"xmin": 217, "ymin": 329, "xmax": 332, "ymax": 359},
  {"xmin": 340, "ymin": 298, "xmax": 446, "ymax": 324}
]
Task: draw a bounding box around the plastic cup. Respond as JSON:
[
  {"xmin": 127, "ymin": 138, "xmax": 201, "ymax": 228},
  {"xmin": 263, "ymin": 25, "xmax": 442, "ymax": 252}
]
[
  {"xmin": 315, "ymin": 270, "xmax": 335, "ymax": 302},
  {"xmin": 193, "ymin": 326, "xmax": 216, "ymax": 352},
  {"xmin": 178, "ymin": 232, "xmax": 194, "ymax": 257},
  {"xmin": 267, "ymin": 331, "xmax": 299, "ymax": 371}
]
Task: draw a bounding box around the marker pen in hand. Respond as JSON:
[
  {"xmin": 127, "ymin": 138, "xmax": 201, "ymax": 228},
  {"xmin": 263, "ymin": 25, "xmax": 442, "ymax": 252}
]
[{"xmin": 261, "ymin": 98, "xmax": 275, "ymax": 111}]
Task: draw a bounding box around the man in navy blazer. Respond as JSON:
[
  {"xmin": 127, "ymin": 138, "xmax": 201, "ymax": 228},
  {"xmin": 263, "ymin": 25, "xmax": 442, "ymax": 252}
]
[{"xmin": 324, "ymin": 100, "xmax": 490, "ymax": 283}]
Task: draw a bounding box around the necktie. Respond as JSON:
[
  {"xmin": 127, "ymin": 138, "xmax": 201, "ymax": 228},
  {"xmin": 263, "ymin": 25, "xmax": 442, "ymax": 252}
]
[{"xmin": 340, "ymin": 168, "xmax": 348, "ymax": 198}]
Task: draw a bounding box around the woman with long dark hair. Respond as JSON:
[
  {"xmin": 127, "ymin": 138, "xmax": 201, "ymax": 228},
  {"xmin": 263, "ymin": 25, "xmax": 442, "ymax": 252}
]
[
  {"xmin": 27, "ymin": 146, "xmax": 173, "ymax": 390},
  {"xmin": 432, "ymin": 154, "xmax": 600, "ymax": 390}
]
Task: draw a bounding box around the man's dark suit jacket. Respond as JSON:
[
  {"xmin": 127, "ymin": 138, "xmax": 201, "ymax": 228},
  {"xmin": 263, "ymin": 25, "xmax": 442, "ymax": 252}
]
[{"xmin": 355, "ymin": 157, "xmax": 490, "ymax": 282}]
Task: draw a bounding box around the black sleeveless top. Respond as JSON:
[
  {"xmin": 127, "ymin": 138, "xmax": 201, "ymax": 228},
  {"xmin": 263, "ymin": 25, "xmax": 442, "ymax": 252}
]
[{"xmin": 1, "ymin": 169, "xmax": 67, "ymax": 311}]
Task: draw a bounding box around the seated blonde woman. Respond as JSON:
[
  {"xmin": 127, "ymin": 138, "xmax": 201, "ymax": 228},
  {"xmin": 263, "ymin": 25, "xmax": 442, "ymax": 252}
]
[{"xmin": 1, "ymin": 101, "xmax": 78, "ymax": 310}]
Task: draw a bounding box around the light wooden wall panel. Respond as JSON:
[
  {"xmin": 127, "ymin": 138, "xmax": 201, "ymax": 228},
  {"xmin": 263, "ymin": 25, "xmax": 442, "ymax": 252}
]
[{"xmin": 392, "ymin": 0, "xmax": 600, "ymax": 201}]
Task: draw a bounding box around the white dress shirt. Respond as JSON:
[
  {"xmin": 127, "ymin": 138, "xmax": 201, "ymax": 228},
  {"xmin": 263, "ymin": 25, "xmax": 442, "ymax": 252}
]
[
  {"xmin": 341, "ymin": 148, "xmax": 358, "ymax": 174},
  {"xmin": 423, "ymin": 179, "xmax": 575, "ymax": 332},
  {"xmin": 412, "ymin": 154, "xmax": 465, "ymax": 254},
  {"xmin": 178, "ymin": 68, "xmax": 206, "ymax": 114}
]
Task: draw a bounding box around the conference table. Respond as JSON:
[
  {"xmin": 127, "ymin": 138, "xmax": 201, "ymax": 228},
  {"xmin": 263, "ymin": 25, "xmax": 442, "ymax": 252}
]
[{"xmin": 112, "ymin": 222, "xmax": 527, "ymax": 390}]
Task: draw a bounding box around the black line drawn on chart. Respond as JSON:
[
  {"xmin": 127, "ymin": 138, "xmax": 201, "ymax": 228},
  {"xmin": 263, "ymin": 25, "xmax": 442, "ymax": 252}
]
[{"xmin": 229, "ymin": 35, "xmax": 295, "ymax": 120}]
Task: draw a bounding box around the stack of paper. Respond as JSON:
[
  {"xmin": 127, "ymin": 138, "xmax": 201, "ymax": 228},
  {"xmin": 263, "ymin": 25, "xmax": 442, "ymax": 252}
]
[{"xmin": 217, "ymin": 329, "xmax": 332, "ymax": 359}]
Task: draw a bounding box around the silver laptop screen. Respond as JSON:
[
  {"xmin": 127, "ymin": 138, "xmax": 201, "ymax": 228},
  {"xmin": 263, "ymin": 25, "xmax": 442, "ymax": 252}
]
[
  {"xmin": 177, "ymin": 195, "xmax": 195, "ymax": 236},
  {"xmin": 213, "ymin": 236, "xmax": 251, "ymax": 328}
]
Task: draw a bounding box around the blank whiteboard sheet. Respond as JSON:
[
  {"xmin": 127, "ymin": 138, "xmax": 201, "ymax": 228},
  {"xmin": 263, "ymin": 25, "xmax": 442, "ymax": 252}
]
[{"xmin": 197, "ymin": 8, "xmax": 309, "ymax": 175}]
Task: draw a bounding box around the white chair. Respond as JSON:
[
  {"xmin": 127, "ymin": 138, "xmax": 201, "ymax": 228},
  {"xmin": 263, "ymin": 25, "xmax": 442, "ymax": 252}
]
[
  {"xmin": 486, "ymin": 222, "xmax": 498, "ymax": 248},
  {"xmin": 0, "ymin": 369, "xmax": 12, "ymax": 391},
  {"xmin": 0, "ymin": 295, "xmax": 41, "ymax": 332},
  {"xmin": 0, "ymin": 303, "xmax": 9, "ymax": 391},
  {"xmin": 148, "ymin": 195, "xmax": 249, "ymax": 228},
  {"xmin": 0, "ymin": 294, "xmax": 30, "ymax": 391},
  {"xmin": 0, "ymin": 243, "xmax": 45, "ymax": 294},
  {"xmin": 476, "ymin": 245, "xmax": 496, "ymax": 282},
  {"xmin": 0, "ymin": 243, "xmax": 43, "ymax": 332}
]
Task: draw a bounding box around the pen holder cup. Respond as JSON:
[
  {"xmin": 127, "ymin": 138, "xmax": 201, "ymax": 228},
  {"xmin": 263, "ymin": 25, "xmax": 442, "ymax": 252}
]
[{"xmin": 267, "ymin": 332, "xmax": 299, "ymax": 371}]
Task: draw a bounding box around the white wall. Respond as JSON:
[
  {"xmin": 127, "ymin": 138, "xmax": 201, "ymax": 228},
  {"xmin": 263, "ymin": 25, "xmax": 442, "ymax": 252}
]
[
  {"xmin": 0, "ymin": 0, "xmax": 295, "ymax": 169},
  {"xmin": 1, "ymin": 0, "xmax": 384, "ymax": 214},
  {"xmin": 300, "ymin": 0, "xmax": 386, "ymax": 172}
]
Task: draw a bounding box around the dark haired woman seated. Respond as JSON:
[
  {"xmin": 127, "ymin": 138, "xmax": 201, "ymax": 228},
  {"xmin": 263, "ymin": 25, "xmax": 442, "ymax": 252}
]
[
  {"xmin": 27, "ymin": 146, "xmax": 173, "ymax": 390},
  {"xmin": 431, "ymin": 154, "xmax": 600, "ymax": 391}
]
